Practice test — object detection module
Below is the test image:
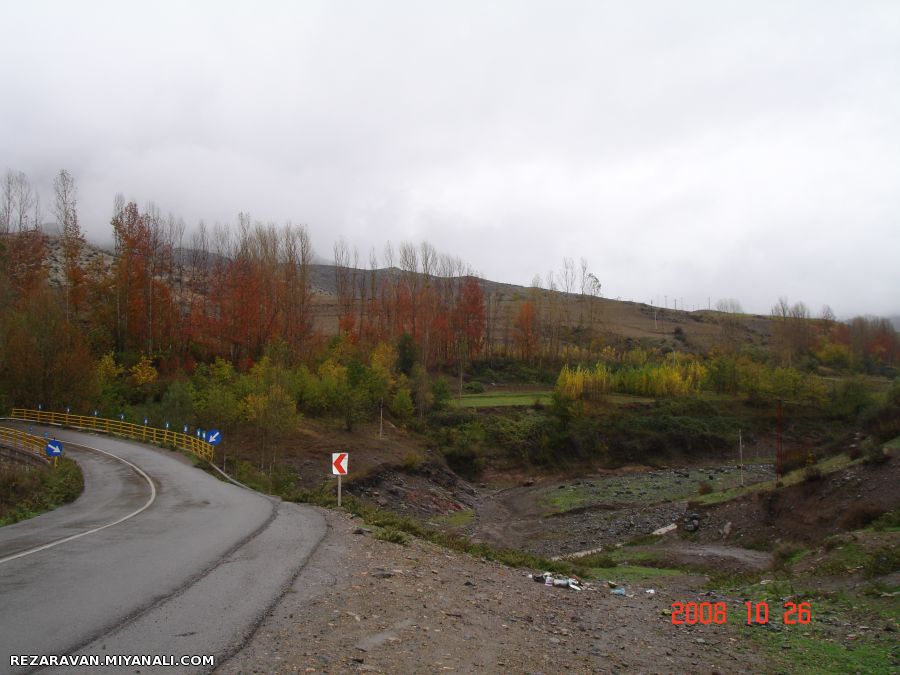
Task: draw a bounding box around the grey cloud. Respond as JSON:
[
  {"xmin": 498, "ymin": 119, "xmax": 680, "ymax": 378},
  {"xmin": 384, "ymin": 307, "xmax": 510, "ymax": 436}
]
[{"xmin": 1, "ymin": 0, "xmax": 897, "ymax": 318}]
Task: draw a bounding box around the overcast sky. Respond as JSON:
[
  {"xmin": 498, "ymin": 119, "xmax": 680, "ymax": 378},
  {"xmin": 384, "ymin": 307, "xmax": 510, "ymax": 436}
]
[{"xmin": 2, "ymin": 1, "xmax": 898, "ymax": 318}]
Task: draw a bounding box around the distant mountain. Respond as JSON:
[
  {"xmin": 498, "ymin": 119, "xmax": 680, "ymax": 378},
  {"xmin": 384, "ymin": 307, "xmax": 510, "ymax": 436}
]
[{"xmin": 889, "ymin": 316, "xmax": 900, "ymax": 331}]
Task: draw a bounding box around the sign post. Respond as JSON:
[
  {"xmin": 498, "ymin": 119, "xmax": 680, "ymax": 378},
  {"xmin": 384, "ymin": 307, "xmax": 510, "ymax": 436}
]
[
  {"xmin": 332, "ymin": 452, "xmax": 348, "ymax": 506},
  {"xmin": 45, "ymin": 439, "xmax": 64, "ymax": 468}
]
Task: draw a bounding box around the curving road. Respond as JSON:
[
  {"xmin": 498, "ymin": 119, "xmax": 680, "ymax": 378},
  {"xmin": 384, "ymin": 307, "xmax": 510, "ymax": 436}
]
[{"xmin": 0, "ymin": 425, "xmax": 327, "ymax": 674}]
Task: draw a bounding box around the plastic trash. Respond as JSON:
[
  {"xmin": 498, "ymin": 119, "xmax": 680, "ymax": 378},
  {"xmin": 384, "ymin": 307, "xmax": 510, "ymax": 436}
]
[
  {"xmin": 645, "ymin": 589, "xmax": 656, "ymax": 596},
  {"xmin": 532, "ymin": 572, "xmax": 583, "ymax": 591},
  {"xmin": 611, "ymin": 587, "xmax": 626, "ymax": 596}
]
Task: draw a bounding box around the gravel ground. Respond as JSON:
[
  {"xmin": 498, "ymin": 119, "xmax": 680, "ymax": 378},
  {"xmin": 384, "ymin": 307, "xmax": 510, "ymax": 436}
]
[{"xmin": 219, "ymin": 509, "xmax": 769, "ymax": 674}]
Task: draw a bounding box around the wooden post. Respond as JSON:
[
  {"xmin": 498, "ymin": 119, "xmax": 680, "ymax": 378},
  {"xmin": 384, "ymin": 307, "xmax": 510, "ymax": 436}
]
[
  {"xmin": 337, "ymin": 474, "xmax": 342, "ymax": 507},
  {"xmin": 776, "ymin": 400, "xmax": 783, "ymax": 479}
]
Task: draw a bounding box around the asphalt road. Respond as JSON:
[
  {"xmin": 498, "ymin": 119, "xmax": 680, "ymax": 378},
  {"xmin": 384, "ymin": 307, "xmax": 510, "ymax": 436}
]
[{"xmin": 0, "ymin": 425, "xmax": 327, "ymax": 674}]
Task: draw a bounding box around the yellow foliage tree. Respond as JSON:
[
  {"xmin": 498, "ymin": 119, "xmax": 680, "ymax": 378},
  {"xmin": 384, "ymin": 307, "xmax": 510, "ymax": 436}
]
[
  {"xmin": 130, "ymin": 354, "xmax": 158, "ymax": 386},
  {"xmin": 96, "ymin": 352, "xmax": 123, "ymax": 386}
]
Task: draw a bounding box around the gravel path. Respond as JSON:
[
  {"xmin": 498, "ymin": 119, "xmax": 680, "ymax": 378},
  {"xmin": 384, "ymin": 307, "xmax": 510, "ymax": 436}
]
[{"xmin": 219, "ymin": 509, "xmax": 769, "ymax": 674}]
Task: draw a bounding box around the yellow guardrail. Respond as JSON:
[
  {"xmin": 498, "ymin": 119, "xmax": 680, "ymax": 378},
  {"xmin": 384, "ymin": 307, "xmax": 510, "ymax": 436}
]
[
  {"xmin": 9, "ymin": 409, "xmax": 215, "ymax": 463},
  {"xmin": 0, "ymin": 426, "xmax": 48, "ymax": 463}
]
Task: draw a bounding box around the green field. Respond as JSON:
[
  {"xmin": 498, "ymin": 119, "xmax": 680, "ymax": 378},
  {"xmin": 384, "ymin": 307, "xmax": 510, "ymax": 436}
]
[
  {"xmin": 450, "ymin": 390, "xmax": 655, "ymax": 408},
  {"xmin": 450, "ymin": 391, "xmax": 554, "ymax": 408}
]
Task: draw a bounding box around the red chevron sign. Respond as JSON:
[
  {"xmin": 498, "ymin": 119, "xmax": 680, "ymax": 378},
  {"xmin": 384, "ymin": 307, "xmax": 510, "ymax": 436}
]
[{"xmin": 332, "ymin": 452, "xmax": 348, "ymax": 475}]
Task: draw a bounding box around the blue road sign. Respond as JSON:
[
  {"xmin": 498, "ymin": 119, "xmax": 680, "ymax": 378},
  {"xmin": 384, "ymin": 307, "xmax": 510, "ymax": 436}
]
[
  {"xmin": 165, "ymin": 421, "xmax": 170, "ymax": 430},
  {"xmin": 196, "ymin": 429, "xmax": 201, "ymax": 438},
  {"xmin": 207, "ymin": 429, "xmax": 222, "ymax": 445},
  {"xmin": 183, "ymin": 424, "xmax": 189, "ymax": 434},
  {"xmin": 144, "ymin": 417, "xmax": 149, "ymax": 425},
  {"xmin": 120, "ymin": 413, "xmax": 125, "ymax": 421},
  {"xmin": 45, "ymin": 440, "xmax": 63, "ymax": 457}
]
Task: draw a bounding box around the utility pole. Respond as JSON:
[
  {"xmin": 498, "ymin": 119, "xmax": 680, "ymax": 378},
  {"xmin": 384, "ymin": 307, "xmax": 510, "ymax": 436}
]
[{"xmin": 776, "ymin": 400, "xmax": 784, "ymax": 479}]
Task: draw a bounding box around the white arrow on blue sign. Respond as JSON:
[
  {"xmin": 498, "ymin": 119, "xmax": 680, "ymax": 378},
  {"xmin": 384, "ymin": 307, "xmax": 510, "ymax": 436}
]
[
  {"xmin": 207, "ymin": 429, "xmax": 222, "ymax": 445},
  {"xmin": 45, "ymin": 440, "xmax": 63, "ymax": 457}
]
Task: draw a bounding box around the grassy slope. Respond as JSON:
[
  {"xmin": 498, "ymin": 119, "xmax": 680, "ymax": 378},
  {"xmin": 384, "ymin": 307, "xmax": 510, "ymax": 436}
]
[{"xmin": 0, "ymin": 457, "xmax": 84, "ymax": 526}]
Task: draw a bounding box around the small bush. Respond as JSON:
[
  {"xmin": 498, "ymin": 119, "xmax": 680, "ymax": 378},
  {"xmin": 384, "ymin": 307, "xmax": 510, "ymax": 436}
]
[
  {"xmin": 803, "ymin": 465, "xmax": 823, "ymax": 482},
  {"xmin": 840, "ymin": 501, "xmax": 887, "ymax": 530},
  {"xmin": 464, "ymin": 381, "xmax": 485, "ymax": 394},
  {"xmin": 863, "ymin": 545, "xmax": 900, "ymax": 578},
  {"xmin": 784, "ymin": 450, "xmax": 817, "ymax": 475},
  {"xmin": 771, "ymin": 542, "xmax": 804, "ymax": 571},
  {"xmin": 848, "ymin": 446, "xmax": 862, "ymax": 460},
  {"xmin": 823, "ymin": 535, "xmax": 845, "ymax": 551},
  {"xmin": 698, "ymin": 481, "xmax": 714, "ymax": 495},
  {"xmin": 870, "ymin": 508, "xmax": 900, "ymax": 532},
  {"xmin": 442, "ymin": 445, "xmax": 485, "ymax": 479},
  {"xmin": 401, "ymin": 453, "xmax": 423, "ymax": 472},
  {"xmin": 374, "ymin": 526, "xmax": 411, "ymax": 545},
  {"xmin": 862, "ymin": 439, "xmax": 889, "ymax": 465}
]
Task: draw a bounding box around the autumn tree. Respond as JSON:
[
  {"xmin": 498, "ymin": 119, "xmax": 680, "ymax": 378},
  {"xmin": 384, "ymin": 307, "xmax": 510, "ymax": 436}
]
[
  {"xmin": 452, "ymin": 277, "xmax": 485, "ymax": 394},
  {"xmin": 54, "ymin": 169, "xmax": 85, "ymax": 322},
  {"xmin": 1, "ymin": 170, "xmax": 45, "ymax": 298},
  {"xmin": 514, "ymin": 301, "xmax": 538, "ymax": 362}
]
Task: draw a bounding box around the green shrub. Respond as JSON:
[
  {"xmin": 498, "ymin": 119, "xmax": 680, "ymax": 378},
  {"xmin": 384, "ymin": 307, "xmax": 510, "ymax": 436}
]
[
  {"xmin": 771, "ymin": 542, "xmax": 804, "ymax": 571},
  {"xmin": 869, "ymin": 509, "xmax": 900, "ymax": 532},
  {"xmin": 401, "ymin": 452, "xmax": 422, "ymax": 472},
  {"xmin": 374, "ymin": 526, "xmax": 411, "ymax": 545},
  {"xmin": 464, "ymin": 381, "xmax": 485, "ymax": 394},
  {"xmin": 442, "ymin": 446, "xmax": 485, "ymax": 478},
  {"xmin": 390, "ymin": 388, "xmax": 414, "ymax": 421},
  {"xmin": 863, "ymin": 545, "xmax": 900, "ymax": 578}
]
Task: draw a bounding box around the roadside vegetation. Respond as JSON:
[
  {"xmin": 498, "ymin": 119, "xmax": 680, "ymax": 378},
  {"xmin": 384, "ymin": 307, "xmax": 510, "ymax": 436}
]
[{"xmin": 0, "ymin": 458, "xmax": 83, "ymax": 526}]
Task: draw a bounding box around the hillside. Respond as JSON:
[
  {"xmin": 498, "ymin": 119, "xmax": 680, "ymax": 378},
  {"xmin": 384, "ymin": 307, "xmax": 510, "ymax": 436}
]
[{"xmin": 33, "ymin": 235, "xmax": 771, "ymax": 356}]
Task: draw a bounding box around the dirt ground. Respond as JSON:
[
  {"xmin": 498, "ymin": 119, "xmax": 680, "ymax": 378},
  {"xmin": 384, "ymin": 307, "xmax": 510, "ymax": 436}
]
[
  {"xmin": 690, "ymin": 454, "xmax": 900, "ymax": 548},
  {"xmin": 218, "ymin": 509, "xmax": 770, "ymax": 675},
  {"xmin": 468, "ymin": 464, "xmax": 775, "ymax": 558}
]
